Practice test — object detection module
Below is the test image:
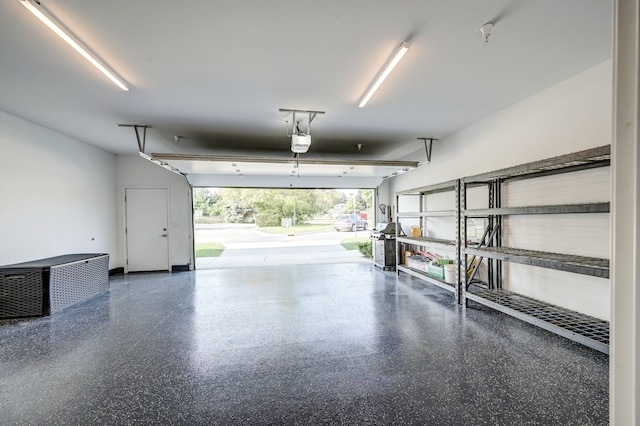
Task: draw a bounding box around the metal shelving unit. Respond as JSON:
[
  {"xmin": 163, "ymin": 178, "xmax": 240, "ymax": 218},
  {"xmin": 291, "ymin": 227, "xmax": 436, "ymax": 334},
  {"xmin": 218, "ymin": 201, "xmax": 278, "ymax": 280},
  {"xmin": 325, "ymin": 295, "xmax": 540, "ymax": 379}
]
[
  {"xmin": 461, "ymin": 145, "xmax": 611, "ymax": 353},
  {"xmin": 395, "ymin": 180, "xmax": 461, "ymax": 300}
]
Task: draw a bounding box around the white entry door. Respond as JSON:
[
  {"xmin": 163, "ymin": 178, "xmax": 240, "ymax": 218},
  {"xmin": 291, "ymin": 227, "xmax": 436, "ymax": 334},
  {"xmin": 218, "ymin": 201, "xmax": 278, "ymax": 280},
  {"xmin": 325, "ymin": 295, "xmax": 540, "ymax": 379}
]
[{"xmin": 125, "ymin": 188, "xmax": 170, "ymax": 272}]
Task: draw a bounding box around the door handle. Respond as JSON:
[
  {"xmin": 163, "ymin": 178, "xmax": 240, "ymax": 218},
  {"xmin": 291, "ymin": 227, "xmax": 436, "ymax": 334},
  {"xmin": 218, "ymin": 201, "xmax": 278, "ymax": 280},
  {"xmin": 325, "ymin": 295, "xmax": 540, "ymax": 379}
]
[{"xmin": 161, "ymin": 234, "xmax": 168, "ymax": 237}]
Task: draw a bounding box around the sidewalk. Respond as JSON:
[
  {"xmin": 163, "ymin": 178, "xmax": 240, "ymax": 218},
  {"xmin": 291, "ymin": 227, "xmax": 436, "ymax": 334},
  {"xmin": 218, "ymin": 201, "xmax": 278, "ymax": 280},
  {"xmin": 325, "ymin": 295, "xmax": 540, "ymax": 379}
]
[{"xmin": 196, "ymin": 243, "xmax": 370, "ymax": 269}]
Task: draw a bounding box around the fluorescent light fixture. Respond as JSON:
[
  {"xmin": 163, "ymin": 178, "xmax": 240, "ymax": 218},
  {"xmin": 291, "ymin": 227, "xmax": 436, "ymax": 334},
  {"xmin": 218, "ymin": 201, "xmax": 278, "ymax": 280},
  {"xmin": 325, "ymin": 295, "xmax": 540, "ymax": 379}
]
[
  {"xmin": 359, "ymin": 41, "xmax": 409, "ymax": 108},
  {"xmin": 18, "ymin": 0, "xmax": 129, "ymax": 91},
  {"xmin": 291, "ymin": 134, "xmax": 312, "ymax": 153}
]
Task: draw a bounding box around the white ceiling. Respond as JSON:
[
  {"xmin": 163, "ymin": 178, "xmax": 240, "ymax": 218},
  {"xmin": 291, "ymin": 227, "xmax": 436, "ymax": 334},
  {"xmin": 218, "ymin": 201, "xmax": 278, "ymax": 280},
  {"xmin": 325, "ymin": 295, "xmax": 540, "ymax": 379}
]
[{"xmin": 0, "ymin": 0, "xmax": 612, "ymax": 184}]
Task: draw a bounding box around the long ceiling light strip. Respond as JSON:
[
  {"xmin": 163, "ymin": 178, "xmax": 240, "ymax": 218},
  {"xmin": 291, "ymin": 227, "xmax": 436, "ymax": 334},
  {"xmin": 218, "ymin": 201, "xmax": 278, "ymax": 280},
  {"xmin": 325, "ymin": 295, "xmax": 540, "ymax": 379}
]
[
  {"xmin": 358, "ymin": 41, "xmax": 409, "ymax": 108},
  {"xmin": 18, "ymin": 0, "xmax": 129, "ymax": 91}
]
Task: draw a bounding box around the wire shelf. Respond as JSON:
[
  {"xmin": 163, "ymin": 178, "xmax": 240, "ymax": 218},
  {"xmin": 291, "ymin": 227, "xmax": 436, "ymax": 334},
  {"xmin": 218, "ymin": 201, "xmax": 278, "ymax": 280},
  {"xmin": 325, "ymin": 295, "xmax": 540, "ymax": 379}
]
[
  {"xmin": 398, "ymin": 236, "xmax": 456, "ymax": 247},
  {"xmin": 462, "ymin": 145, "xmax": 610, "ymax": 184},
  {"xmin": 464, "ymin": 246, "xmax": 609, "ymax": 278},
  {"xmin": 397, "ymin": 265, "xmax": 456, "ymax": 293},
  {"xmin": 467, "ymin": 287, "xmax": 609, "ymax": 353}
]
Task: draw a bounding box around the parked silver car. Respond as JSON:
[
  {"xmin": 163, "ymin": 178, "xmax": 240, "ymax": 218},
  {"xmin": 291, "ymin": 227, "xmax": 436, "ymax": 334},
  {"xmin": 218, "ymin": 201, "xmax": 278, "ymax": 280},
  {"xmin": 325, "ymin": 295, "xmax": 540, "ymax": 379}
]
[{"xmin": 334, "ymin": 214, "xmax": 368, "ymax": 232}]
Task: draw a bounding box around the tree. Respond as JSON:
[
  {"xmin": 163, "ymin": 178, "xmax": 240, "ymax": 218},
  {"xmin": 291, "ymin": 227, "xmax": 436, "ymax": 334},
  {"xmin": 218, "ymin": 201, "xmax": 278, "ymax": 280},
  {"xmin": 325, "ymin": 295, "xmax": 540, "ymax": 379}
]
[
  {"xmin": 343, "ymin": 189, "xmax": 374, "ymax": 214},
  {"xmin": 193, "ymin": 188, "xmax": 221, "ymax": 216},
  {"xmin": 252, "ymin": 189, "xmax": 318, "ymax": 226},
  {"xmin": 208, "ymin": 188, "xmax": 345, "ymax": 226},
  {"xmin": 217, "ymin": 188, "xmax": 257, "ymax": 223},
  {"xmin": 196, "ymin": 188, "xmax": 372, "ymax": 227},
  {"xmin": 360, "ymin": 189, "xmax": 373, "ymax": 211},
  {"xmin": 314, "ymin": 189, "xmax": 344, "ymax": 215}
]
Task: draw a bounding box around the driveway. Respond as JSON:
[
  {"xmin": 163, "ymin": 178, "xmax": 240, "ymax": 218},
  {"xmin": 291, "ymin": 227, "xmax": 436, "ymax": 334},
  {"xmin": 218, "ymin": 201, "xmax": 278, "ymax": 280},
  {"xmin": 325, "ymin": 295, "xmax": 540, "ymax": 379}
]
[{"xmin": 195, "ymin": 223, "xmax": 371, "ymax": 269}]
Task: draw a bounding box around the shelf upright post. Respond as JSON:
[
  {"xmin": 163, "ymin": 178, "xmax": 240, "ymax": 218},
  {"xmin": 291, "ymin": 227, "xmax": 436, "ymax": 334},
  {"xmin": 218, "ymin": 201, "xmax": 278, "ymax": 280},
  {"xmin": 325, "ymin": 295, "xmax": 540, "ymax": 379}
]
[
  {"xmin": 495, "ymin": 178, "xmax": 503, "ymax": 289},
  {"xmin": 462, "ymin": 179, "xmax": 469, "ymax": 306},
  {"xmin": 455, "ymin": 179, "xmax": 462, "ymax": 304},
  {"xmin": 488, "ymin": 180, "xmax": 495, "ymax": 289},
  {"xmin": 395, "ymin": 196, "xmax": 400, "ymax": 276},
  {"xmin": 420, "ymin": 191, "xmax": 425, "ymax": 238}
]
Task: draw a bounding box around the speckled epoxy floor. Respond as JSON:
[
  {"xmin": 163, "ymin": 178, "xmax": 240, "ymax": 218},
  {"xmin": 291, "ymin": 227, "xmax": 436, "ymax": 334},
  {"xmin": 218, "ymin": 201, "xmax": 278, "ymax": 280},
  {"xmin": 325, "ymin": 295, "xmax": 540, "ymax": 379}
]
[{"xmin": 0, "ymin": 263, "xmax": 608, "ymax": 425}]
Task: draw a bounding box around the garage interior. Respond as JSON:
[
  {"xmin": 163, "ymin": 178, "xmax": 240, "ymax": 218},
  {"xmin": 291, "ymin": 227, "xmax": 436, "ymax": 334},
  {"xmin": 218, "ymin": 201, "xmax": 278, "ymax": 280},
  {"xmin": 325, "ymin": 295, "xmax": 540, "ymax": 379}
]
[{"xmin": 0, "ymin": 0, "xmax": 638, "ymax": 424}]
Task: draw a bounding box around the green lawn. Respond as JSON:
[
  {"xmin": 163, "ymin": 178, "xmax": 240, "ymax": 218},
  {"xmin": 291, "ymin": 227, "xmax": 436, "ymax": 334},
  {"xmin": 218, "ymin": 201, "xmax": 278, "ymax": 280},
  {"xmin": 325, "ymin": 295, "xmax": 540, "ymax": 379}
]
[
  {"xmin": 258, "ymin": 223, "xmax": 334, "ymax": 235},
  {"xmin": 195, "ymin": 242, "xmax": 225, "ymax": 258}
]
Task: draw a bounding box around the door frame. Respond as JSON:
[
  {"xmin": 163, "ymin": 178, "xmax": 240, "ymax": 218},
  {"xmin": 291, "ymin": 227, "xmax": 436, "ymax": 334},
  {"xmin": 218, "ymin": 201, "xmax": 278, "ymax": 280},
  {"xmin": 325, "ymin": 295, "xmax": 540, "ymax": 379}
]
[{"xmin": 123, "ymin": 186, "xmax": 171, "ymax": 273}]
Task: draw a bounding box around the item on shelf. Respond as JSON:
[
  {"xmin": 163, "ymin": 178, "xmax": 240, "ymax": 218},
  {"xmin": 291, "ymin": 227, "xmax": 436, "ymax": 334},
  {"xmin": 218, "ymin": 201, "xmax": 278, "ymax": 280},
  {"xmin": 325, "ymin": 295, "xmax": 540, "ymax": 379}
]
[
  {"xmin": 402, "ymin": 249, "xmax": 413, "ymax": 265},
  {"xmin": 406, "ymin": 255, "xmax": 430, "ymax": 272},
  {"xmin": 418, "ymin": 250, "xmax": 441, "ymax": 260},
  {"xmin": 428, "ymin": 264, "xmax": 445, "ymax": 279},
  {"xmin": 410, "ymin": 226, "xmax": 422, "ymax": 237},
  {"xmin": 405, "ymin": 256, "xmax": 416, "ymax": 269},
  {"xmin": 436, "ymin": 259, "xmax": 454, "ymax": 265},
  {"xmin": 466, "ymin": 257, "xmax": 479, "ymax": 278},
  {"xmin": 444, "ymin": 264, "xmax": 456, "ymax": 284}
]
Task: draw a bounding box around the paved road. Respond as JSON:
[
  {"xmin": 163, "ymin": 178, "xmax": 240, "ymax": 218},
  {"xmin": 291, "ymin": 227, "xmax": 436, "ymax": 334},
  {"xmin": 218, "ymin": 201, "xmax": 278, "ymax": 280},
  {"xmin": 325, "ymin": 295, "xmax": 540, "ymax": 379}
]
[{"xmin": 195, "ymin": 223, "xmax": 372, "ymax": 269}]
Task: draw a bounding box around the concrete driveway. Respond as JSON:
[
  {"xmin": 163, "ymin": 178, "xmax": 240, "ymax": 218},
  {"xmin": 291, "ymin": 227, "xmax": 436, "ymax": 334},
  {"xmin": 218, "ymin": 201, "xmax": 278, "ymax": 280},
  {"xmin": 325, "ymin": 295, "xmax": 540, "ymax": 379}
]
[{"xmin": 195, "ymin": 223, "xmax": 371, "ymax": 269}]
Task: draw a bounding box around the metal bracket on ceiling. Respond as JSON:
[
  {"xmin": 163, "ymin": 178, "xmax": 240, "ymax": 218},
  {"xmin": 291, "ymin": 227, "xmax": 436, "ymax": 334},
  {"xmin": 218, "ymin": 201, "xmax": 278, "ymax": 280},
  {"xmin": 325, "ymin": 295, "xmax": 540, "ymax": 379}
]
[
  {"xmin": 418, "ymin": 137, "xmax": 437, "ymax": 163},
  {"xmin": 118, "ymin": 124, "xmax": 152, "ymax": 153},
  {"xmin": 279, "ymin": 109, "xmax": 325, "ymax": 136}
]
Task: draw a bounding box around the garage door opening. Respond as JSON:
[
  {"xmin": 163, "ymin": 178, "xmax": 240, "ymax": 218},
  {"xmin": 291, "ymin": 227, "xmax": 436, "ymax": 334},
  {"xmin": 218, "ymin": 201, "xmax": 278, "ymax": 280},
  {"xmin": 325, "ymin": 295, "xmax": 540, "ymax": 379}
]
[{"xmin": 193, "ymin": 187, "xmax": 376, "ymax": 269}]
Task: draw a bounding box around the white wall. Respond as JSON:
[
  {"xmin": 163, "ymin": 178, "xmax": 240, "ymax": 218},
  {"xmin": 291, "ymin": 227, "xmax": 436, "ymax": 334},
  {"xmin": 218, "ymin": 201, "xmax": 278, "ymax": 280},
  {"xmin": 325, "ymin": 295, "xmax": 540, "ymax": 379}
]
[
  {"xmin": 388, "ymin": 60, "xmax": 613, "ymax": 320},
  {"xmin": 0, "ymin": 110, "xmax": 118, "ymax": 268},
  {"xmin": 392, "ymin": 60, "xmax": 612, "ymax": 190},
  {"xmin": 0, "ymin": 112, "xmax": 194, "ymax": 271},
  {"xmin": 115, "ymin": 156, "xmax": 193, "ymax": 269}
]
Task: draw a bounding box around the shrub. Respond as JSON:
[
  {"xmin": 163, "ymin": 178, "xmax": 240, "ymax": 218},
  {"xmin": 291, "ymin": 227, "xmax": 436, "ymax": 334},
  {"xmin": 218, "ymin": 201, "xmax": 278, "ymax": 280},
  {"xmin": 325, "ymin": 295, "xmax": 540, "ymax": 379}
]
[{"xmin": 356, "ymin": 240, "xmax": 372, "ymax": 258}]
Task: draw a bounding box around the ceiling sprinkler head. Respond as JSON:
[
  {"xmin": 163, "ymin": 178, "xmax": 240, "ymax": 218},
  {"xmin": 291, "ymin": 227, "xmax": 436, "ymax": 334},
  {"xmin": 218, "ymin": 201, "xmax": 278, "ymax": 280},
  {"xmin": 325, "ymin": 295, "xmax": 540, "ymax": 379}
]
[
  {"xmin": 357, "ymin": 143, "xmax": 363, "ymax": 151},
  {"xmin": 480, "ymin": 22, "xmax": 494, "ymax": 43}
]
